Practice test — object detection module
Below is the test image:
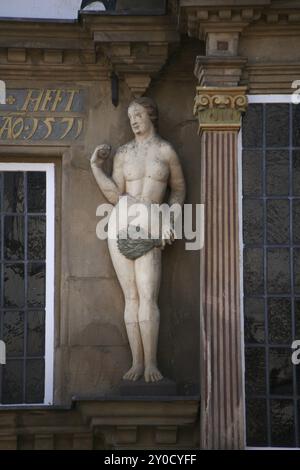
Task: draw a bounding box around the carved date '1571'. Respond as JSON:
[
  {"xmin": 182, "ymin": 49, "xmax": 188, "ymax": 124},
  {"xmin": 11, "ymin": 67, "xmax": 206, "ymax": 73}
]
[{"xmin": 0, "ymin": 88, "xmax": 85, "ymax": 143}]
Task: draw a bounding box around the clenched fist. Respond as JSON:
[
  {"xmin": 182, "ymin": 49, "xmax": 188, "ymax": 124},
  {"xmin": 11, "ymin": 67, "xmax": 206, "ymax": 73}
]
[{"xmin": 90, "ymin": 144, "xmax": 111, "ymax": 167}]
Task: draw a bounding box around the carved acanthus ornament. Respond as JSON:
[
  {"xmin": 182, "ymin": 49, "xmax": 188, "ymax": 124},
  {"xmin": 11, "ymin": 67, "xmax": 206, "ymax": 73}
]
[{"xmin": 194, "ymin": 86, "xmax": 248, "ymax": 132}]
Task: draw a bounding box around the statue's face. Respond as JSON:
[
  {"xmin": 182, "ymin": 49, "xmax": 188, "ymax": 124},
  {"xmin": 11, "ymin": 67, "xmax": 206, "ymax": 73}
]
[{"xmin": 128, "ymin": 103, "xmax": 153, "ymax": 136}]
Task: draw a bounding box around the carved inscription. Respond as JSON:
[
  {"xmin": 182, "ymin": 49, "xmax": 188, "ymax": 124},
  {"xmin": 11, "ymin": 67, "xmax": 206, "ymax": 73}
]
[{"xmin": 0, "ymin": 88, "xmax": 85, "ymax": 143}]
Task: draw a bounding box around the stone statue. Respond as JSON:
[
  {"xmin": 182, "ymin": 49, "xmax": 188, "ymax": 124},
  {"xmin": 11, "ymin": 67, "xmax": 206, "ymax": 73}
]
[{"xmin": 90, "ymin": 97, "xmax": 186, "ymax": 383}]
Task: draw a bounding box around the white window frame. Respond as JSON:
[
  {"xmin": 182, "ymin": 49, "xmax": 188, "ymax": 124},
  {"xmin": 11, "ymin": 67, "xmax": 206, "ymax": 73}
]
[
  {"xmin": 248, "ymin": 95, "xmax": 293, "ymax": 104},
  {"xmin": 0, "ymin": 162, "xmax": 55, "ymax": 406},
  {"xmin": 242, "ymin": 94, "xmax": 299, "ymax": 449}
]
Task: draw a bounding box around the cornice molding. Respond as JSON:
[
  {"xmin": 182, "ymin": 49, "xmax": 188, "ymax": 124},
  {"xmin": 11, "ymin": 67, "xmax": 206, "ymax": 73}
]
[
  {"xmin": 241, "ymin": 63, "xmax": 300, "ymax": 94},
  {"xmin": 179, "ymin": 0, "xmax": 300, "ymax": 39},
  {"xmin": 180, "ymin": 1, "xmax": 300, "ymax": 91},
  {"xmin": 180, "ymin": 1, "xmax": 270, "ymax": 5},
  {"xmin": 0, "ymin": 399, "xmax": 199, "ymax": 449},
  {"xmin": 194, "ymin": 56, "xmax": 248, "ymax": 87},
  {"xmin": 0, "ymin": 15, "xmax": 180, "ymax": 92},
  {"xmin": 82, "ymin": 14, "xmax": 180, "ymax": 96},
  {"xmin": 0, "ymin": 8, "xmax": 299, "ymax": 91}
]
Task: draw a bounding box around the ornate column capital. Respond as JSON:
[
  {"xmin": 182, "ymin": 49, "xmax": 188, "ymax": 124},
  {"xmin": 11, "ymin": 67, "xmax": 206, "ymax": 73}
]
[{"xmin": 194, "ymin": 86, "xmax": 248, "ymax": 132}]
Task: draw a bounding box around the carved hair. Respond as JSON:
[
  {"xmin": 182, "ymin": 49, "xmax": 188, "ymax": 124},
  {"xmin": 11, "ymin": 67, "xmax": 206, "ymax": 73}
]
[{"xmin": 128, "ymin": 97, "xmax": 159, "ymax": 129}]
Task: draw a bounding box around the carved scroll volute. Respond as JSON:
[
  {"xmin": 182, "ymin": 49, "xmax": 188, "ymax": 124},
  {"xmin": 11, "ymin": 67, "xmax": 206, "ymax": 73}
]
[{"xmin": 194, "ymin": 86, "xmax": 248, "ymax": 132}]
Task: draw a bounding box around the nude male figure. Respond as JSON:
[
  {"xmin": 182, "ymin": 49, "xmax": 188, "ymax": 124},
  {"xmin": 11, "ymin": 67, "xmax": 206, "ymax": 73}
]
[{"xmin": 90, "ymin": 98, "xmax": 186, "ymax": 382}]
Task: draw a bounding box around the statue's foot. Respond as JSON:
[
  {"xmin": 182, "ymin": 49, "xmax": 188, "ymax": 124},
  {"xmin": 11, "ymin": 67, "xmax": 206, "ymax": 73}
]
[
  {"xmin": 123, "ymin": 365, "xmax": 144, "ymax": 381},
  {"xmin": 144, "ymin": 365, "xmax": 163, "ymax": 383}
]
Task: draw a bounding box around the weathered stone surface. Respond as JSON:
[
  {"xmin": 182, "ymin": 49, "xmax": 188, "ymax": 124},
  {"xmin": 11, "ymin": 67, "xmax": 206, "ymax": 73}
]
[
  {"xmin": 0, "ymin": 399, "xmax": 199, "ymax": 449},
  {"xmin": 68, "ymin": 277, "xmax": 126, "ymax": 347},
  {"xmin": 68, "ymin": 346, "xmax": 131, "ymax": 396},
  {"xmin": 120, "ymin": 378, "xmax": 177, "ymax": 397}
]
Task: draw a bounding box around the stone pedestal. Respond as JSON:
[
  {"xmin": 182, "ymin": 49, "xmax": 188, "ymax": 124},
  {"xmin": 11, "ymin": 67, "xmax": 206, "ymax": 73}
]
[
  {"xmin": 120, "ymin": 379, "xmax": 177, "ymax": 397},
  {"xmin": 194, "ymin": 86, "xmax": 248, "ymax": 449}
]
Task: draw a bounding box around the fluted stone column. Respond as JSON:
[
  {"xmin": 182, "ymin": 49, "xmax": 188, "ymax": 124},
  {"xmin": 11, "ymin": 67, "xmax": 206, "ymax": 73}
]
[{"xmin": 194, "ymin": 86, "xmax": 248, "ymax": 449}]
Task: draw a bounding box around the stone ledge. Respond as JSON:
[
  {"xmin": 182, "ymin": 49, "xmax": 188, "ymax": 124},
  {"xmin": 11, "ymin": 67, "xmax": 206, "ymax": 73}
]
[
  {"xmin": 180, "ymin": 1, "xmax": 271, "ymax": 5},
  {"xmin": 0, "ymin": 398, "xmax": 200, "ymax": 449}
]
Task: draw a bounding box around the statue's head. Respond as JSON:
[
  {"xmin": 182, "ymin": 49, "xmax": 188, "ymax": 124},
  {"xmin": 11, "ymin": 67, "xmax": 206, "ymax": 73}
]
[{"xmin": 128, "ymin": 97, "xmax": 158, "ymax": 137}]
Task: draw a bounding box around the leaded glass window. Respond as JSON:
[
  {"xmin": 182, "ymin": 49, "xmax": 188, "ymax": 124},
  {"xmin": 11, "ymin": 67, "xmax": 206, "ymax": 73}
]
[
  {"xmin": 0, "ymin": 164, "xmax": 54, "ymax": 405},
  {"xmin": 243, "ymin": 102, "xmax": 300, "ymax": 447}
]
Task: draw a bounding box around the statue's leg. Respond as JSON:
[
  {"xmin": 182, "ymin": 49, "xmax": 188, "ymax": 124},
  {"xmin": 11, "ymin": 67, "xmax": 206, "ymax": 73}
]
[
  {"xmin": 108, "ymin": 237, "xmax": 144, "ymax": 381},
  {"xmin": 135, "ymin": 247, "xmax": 163, "ymax": 383}
]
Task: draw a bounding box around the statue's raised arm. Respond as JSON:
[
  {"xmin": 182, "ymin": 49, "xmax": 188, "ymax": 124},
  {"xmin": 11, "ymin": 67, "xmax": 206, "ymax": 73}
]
[{"xmin": 90, "ymin": 144, "xmax": 125, "ymax": 206}]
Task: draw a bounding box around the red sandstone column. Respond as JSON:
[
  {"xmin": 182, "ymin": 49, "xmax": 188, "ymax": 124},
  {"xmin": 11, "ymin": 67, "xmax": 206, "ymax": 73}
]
[{"xmin": 194, "ymin": 87, "xmax": 248, "ymax": 449}]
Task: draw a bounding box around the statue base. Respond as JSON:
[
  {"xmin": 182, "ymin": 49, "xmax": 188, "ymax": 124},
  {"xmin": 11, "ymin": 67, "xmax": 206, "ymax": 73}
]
[{"xmin": 120, "ymin": 378, "xmax": 177, "ymax": 397}]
